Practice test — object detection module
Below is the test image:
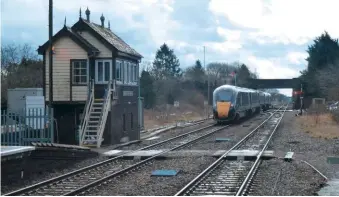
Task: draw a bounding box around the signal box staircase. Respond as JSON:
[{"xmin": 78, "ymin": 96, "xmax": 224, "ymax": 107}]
[{"xmin": 78, "ymin": 80, "xmax": 118, "ymax": 148}]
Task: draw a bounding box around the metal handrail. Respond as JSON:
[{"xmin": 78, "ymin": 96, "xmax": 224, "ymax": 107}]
[
  {"xmin": 96, "ymin": 80, "xmax": 115, "ymax": 147},
  {"xmin": 79, "ymin": 79, "xmax": 94, "ymax": 146}
]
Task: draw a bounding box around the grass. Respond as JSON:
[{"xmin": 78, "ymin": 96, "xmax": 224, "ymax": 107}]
[
  {"xmin": 143, "ymin": 104, "xmax": 210, "ymax": 131},
  {"xmin": 296, "ymin": 113, "xmax": 339, "ymax": 139}
]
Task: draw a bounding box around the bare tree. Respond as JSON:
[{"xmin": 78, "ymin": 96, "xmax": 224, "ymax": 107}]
[{"xmin": 1, "ymin": 43, "xmax": 43, "ymax": 105}]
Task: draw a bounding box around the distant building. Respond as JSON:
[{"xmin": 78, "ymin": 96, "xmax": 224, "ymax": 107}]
[{"xmin": 38, "ymin": 8, "xmax": 143, "ymax": 147}]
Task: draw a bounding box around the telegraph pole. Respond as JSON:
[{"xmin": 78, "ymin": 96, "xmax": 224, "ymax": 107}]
[
  {"xmin": 300, "ymin": 83, "xmax": 303, "ymax": 115},
  {"xmin": 49, "ymin": 0, "xmax": 54, "ymax": 141},
  {"xmin": 204, "ymin": 46, "xmax": 210, "ymax": 118}
]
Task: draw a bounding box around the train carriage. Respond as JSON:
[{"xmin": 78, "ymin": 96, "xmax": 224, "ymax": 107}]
[{"xmin": 212, "ymin": 85, "xmax": 262, "ymax": 124}]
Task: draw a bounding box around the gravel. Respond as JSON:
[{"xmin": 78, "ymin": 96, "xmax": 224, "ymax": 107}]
[
  {"xmin": 117, "ymin": 120, "xmax": 215, "ymax": 150},
  {"xmin": 146, "ymin": 126, "xmax": 223, "ymax": 150},
  {"xmin": 84, "ymin": 156, "xmax": 217, "ymax": 196},
  {"xmin": 268, "ymin": 112, "xmax": 339, "ymax": 179},
  {"xmin": 249, "ymin": 158, "xmax": 326, "ymax": 196},
  {"xmin": 238, "ymin": 113, "xmax": 282, "ymax": 150},
  {"xmin": 1, "ymin": 155, "xmax": 110, "ymax": 195},
  {"xmin": 179, "ymin": 112, "xmax": 271, "ymax": 151}
]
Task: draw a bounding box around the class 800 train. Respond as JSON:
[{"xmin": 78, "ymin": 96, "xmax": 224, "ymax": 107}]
[{"xmin": 212, "ymin": 85, "xmax": 272, "ymax": 124}]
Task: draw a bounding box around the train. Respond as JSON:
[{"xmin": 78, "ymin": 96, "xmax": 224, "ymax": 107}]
[{"xmin": 212, "ymin": 85, "xmax": 272, "ymax": 124}]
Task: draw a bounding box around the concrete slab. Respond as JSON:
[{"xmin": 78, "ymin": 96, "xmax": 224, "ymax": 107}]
[
  {"xmin": 215, "ymin": 138, "xmax": 232, "ymax": 142},
  {"xmin": 151, "ymin": 170, "xmax": 180, "ymax": 176},
  {"xmin": 318, "ymin": 179, "xmax": 339, "ymax": 196},
  {"xmin": 140, "ymin": 126, "xmax": 176, "ymax": 140},
  {"xmin": 125, "ymin": 150, "xmax": 164, "ymax": 157},
  {"xmin": 102, "ymin": 150, "xmax": 124, "ymax": 157},
  {"xmin": 146, "ymin": 136, "xmax": 160, "ymax": 141},
  {"xmin": 1, "ymin": 146, "xmax": 35, "ymax": 157},
  {"xmin": 284, "ymin": 152, "xmax": 294, "ymax": 161},
  {"xmin": 99, "ymin": 149, "xmax": 276, "ymax": 159},
  {"xmin": 214, "ymin": 150, "xmax": 275, "ymax": 159},
  {"xmin": 327, "ymin": 157, "xmax": 339, "ymax": 164},
  {"xmin": 165, "ymin": 150, "xmax": 220, "ymax": 157}
]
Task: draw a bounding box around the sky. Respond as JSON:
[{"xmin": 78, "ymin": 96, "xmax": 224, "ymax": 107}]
[{"xmin": 2, "ymin": 0, "xmax": 339, "ymax": 96}]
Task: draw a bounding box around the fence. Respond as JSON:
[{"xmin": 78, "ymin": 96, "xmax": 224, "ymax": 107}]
[{"xmin": 1, "ymin": 108, "xmax": 54, "ymax": 146}]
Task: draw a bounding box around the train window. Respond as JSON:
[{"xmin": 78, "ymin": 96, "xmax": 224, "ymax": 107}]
[
  {"xmin": 216, "ymin": 90, "xmax": 233, "ymax": 102},
  {"xmin": 242, "ymin": 93, "xmax": 249, "ymax": 105},
  {"xmin": 237, "ymin": 94, "xmax": 241, "ymax": 106},
  {"xmin": 252, "ymin": 93, "xmax": 257, "ymax": 102}
]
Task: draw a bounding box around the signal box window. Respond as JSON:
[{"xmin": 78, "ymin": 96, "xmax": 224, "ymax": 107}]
[{"xmin": 72, "ymin": 60, "xmax": 87, "ymax": 85}]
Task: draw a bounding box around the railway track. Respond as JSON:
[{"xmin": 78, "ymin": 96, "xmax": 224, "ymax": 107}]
[
  {"xmin": 175, "ymin": 104, "xmax": 288, "ymax": 196},
  {"xmin": 4, "ymin": 122, "xmax": 228, "ymax": 196}
]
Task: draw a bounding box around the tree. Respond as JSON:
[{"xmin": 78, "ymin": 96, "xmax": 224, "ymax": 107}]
[
  {"xmin": 301, "ymin": 31, "xmax": 339, "ymax": 98},
  {"xmin": 235, "ymin": 64, "xmax": 251, "ymax": 87},
  {"xmin": 207, "ymin": 62, "xmax": 237, "ymax": 86},
  {"xmin": 1, "ymin": 43, "xmax": 43, "ymax": 106},
  {"xmin": 184, "ymin": 60, "xmax": 206, "ymax": 97},
  {"xmin": 315, "ymin": 61, "xmax": 339, "ymax": 100},
  {"xmin": 152, "ymin": 43, "xmax": 182, "ymax": 80},
  {"xmin": 140, "ymin": 70, "xmax": 156, "ymax": 109},
  {"xmin": 184, "ymin": 60, "xmax": 205, "ymax": 81},
  {"xmin": 306, "ymin": 31, "xmax": 339, "ymax": 71}
]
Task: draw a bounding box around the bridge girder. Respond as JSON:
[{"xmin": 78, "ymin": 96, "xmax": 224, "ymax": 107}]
[{"xmin": 248, "ymin": 78, "xmax": 302, "ymax": 90}]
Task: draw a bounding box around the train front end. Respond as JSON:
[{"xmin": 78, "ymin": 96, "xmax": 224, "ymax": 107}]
[{"xmin": 212, "ymin": 87, "xmax": 236, "ymax": 123}]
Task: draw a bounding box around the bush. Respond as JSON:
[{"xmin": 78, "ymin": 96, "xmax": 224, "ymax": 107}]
[{"xmin": 331, "ymin": 110, "xmax": 339, "ymax": 123}]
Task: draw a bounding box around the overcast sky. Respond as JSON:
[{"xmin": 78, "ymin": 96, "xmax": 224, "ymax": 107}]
[{"xmin": 2, "ymin": 0, "xmax": 339, "ymax": 96}]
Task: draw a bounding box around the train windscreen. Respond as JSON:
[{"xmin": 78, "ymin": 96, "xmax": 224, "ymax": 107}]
[{"xmin": 215, "ymin": 90, "xmax": 233, "ymax": 102}]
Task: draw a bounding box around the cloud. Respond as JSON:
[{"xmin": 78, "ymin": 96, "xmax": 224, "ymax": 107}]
[
  {"xmin": 216, "ymin": 27, "xmax": 242, "ymax": 42},
  {"xmin": 3, "ymin": 0, "xmax": 330, "ymax": 97},
  {"xmin": 278, "ymin": 89, "xmax": 293, "ymax": 97},
  {"xmin": 209, "ymin": 0, "xmax": 339, "ymax": 45},
  {"xmin": 286, "ymin": 52, "xmax": 308, "ymax": 65},
  {"xmin": 247, "ymin": 56, "xmax": 299, "ymax": 79}
]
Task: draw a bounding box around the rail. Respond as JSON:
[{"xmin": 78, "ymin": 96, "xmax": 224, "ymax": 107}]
[
  {"xmin": 79, "ymin": 79, "xmax": 94, "ymax": 146},
  {"xmin": 64, "ymin": 124, "xmax": 228, "ymax": 196},
  {"xmin": 175, "ymin": 103, "xmax": 288, "ymax": 196},
  {"xmin": 236, "ymin": 103, "xmax": 288, "ymax": 196},
  {"xmin": 3, "ymin": 121, "xmax": 219, "ymax": 196}
]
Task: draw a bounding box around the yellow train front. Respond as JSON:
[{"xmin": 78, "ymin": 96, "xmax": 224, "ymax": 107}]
[
  {"xmin": 212, "ymin": 85, "xmax": 263, "ymax": 124},
  {"xmin": 212, "ymin": 85, "xmax": 238, "ymax": 124}
]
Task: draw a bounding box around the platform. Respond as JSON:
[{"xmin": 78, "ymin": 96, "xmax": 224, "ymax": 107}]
[
  {"xmin": 318, "ymin": 179, "xmax": 339, "ymax": 196},
  {"xmin": 1, "ymin": 146, "xmax": 35, "ymax": 157}
]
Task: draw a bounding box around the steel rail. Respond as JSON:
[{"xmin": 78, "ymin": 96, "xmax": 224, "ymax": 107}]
[
  {"xmin": 235, "ymin": 103, "xmax": 289, "ymax": 196},
  {"xmin": 64, "ymin": 125, "xmax": 230, "ymax": 196},
  {"xmin": 4, "ymin": 121, "xmax": 215, "ymax": 196},
  {"xmin": 174, "ymin": 104, "xmax": 286, "ymax": 196}
]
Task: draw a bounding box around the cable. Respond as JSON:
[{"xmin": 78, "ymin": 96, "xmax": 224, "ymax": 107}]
[{"xmin": 276, "ymin": 157, "xmax": 328, "ymax": 180}]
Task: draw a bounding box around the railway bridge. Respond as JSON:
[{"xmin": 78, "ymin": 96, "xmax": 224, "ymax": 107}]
[
  {"xmin": 248, "ymin": 78, "xmax": 302, "ymax": 90},
  {"xmin": 248, "ymin": 78, "xmax": 303, "ymax": 109}
]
